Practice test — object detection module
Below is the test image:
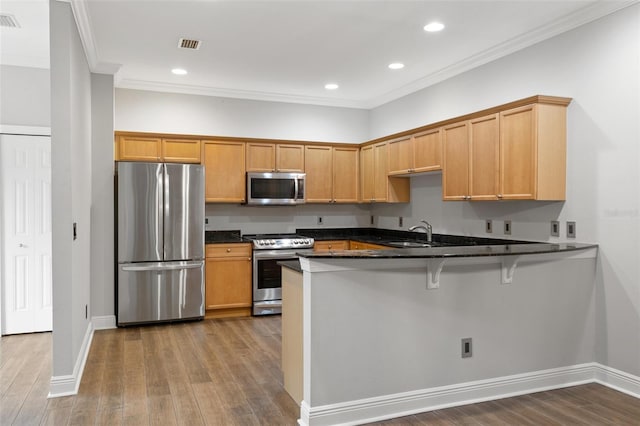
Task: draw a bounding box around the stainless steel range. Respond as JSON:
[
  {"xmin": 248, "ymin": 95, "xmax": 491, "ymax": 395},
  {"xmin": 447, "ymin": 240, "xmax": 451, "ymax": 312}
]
[{"xmin": 244, "ymin": 234, "xmax": 314, "ymax": 315}]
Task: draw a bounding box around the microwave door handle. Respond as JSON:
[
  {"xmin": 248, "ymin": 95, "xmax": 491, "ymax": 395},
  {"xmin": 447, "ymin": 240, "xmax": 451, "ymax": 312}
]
[{"xmin": 294, "ymin": 178, "xmax": 299, "ymax": 201}]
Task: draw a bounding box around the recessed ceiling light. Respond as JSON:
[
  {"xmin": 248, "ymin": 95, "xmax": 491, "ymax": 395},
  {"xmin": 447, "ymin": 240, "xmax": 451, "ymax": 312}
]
[
  {"xmin": 171, "ymin": 68, "xmax": 188, "ymax": 75},
  {"xmin": 424, "ymin": 22, "xmax": 445, "ymax": 32},
  {"xmin": 325, "ymin": 83, "xmax": 339, "ymax": 90},
  {"xmin": 388, "ymin": 63, "xmax": 405, "ymax": 70}
]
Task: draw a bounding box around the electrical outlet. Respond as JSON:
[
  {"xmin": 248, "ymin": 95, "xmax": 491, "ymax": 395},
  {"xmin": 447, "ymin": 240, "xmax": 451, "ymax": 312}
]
[
  {"xmin": 399, "ymin": 217, "xmax": 403, "ymax": 227},
  {"xmin": 73, "ymin": 223, "xmax": 77, "ymax": 240},
  {"xmin": 567, "ymin": 221, "xmax": 576, "ymax": 238},
  {"xmin": 205, "ymin": 218, "xmax": 209, "ymax": 225},
  {"xmin": 370, "ymin": 215, "xmax": 374, "ymax": 226},
  {"xmin": 485, "ymin": 219, "xmax": 493, "ymax": 233},
  {"xmin": 504, "ymin": 220, "xmax": 511, "ymax": 235},
  {"xmin": 317, "ymin": 216, "xmax": 323, "ymax": 225},
  {"xmin": 461, "ymin": 338, "xmax": 473, "ymax": 358},
  {"xmin": 551, "ymin": 221, "xmax": 560, "ymax": 237},
  {"xmin": 85, "ymin": 304, "xmax": 88, "ymax": 319}
]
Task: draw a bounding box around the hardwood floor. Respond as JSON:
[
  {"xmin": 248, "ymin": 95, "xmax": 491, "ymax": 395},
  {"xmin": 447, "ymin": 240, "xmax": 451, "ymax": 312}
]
[{"xmin": 1, "ymin": 317, "xmax": 639, "ymax": 425}]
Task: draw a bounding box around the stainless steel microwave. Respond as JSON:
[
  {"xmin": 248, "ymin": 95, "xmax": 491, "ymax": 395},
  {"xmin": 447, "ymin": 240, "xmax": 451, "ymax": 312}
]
[{"xmin": 246, "ymin": 172, "xmax": 306, "ymax": 205}]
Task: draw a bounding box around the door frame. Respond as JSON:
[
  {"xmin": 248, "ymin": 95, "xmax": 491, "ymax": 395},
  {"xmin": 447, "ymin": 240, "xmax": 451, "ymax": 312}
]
[{"xmin": 0, "ymin": 125, "xmax": 51, "ymax": 335}]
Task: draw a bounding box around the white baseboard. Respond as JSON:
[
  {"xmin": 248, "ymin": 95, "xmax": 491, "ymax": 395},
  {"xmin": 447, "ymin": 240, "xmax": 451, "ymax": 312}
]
[
  {"xmin": 300, "ymin": 363, "xmax": 639, "ymax": 426},
  {"xmin": 48, "ymin": 321, "xmax": 94, "ymax": 398},
  {"xmin": 92, "ymin": 315, "xmax": 116, "ymax": 330},
  {"xmin": 594, "ymin": 363, "xmax": 640, "ymax": 398}
]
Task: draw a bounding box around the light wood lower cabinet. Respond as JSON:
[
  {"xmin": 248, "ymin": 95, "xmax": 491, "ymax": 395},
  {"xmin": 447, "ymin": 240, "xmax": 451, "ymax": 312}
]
[
  {"xmin": 205, "ymin": 243, "xmax": 252, "ymax": 319},
  {"xmin": 203, "ymin": 140, "xmax": 246, "ymax": 203},
  {"xmin": 314, "ymin": 240, "xmax": 349, "ymax": 251},
  {"xmin": 349, "ymin": 241, "xmax": 391, "ymax": 250}
]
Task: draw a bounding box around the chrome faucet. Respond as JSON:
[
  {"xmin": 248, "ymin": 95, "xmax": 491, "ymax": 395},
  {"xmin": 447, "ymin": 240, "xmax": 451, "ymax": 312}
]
[{"xmin": 409, "ymin": 220, "xmax": 433, "ymax": 243}]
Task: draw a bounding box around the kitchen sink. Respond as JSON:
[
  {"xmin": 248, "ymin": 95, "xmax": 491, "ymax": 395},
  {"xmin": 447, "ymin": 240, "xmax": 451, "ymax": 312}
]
[{"xmin": 386, "ymin": 241, "xmax": 433, "ymax": 248}]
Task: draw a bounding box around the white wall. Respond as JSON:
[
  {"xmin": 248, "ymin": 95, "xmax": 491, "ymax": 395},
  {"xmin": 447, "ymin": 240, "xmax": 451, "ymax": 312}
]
[
  {"xmin": 50, "ymin": 0, "xmax": 92, "ymax": 381},
  {"xmin": 90, "ymin": 74, "xmax": 115, "ymax": 322},
  {"xmin": 370, "ymin": 5, "xmax": 640, "ymax": 377},
  {"xmin": 115, "ymin": 88, "xmax": 369, "ymax": 143},
  {"xmin": 0, "ymin": 65, "xmax": 50, "ymax": 127}
]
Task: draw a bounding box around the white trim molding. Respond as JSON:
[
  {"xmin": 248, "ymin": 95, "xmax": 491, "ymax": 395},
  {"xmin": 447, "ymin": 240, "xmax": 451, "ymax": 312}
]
[
  {"xmin": 92, "ymin": 315, "xmax": 116, "ymax": 330},
  {"xmin": 0, "ymin": 125, "xmax": 51, "ymax": 136},
  {"xmin": 299, "ymin": 363, "xmax": 639, "ymax": 426},
  {"xmin": 48, "ymin": 321, "xmax": 94, "ymax": 398}
]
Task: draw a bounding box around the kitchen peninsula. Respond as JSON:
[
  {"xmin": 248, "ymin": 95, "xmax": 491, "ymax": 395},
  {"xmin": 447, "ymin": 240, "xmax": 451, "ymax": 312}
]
[{"xmin": 282, "ymin": 240, "xmax": 598, "ymax": 426}]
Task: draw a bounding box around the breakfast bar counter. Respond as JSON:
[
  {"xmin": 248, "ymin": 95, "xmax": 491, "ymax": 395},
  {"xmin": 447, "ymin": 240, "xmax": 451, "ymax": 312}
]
[{"xmin": 283, "ymin": 241, "xmax": 599, "ymax": 426}]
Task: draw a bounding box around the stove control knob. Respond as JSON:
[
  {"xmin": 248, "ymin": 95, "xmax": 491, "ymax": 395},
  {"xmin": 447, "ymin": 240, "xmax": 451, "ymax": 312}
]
[{"xmin": 270, "ymin": 240, "xmax": 276, "ymax": 245}]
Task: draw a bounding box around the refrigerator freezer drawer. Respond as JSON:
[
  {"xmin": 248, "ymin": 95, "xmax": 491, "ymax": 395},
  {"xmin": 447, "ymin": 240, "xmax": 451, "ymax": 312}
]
[{"xmin": 117, "ymin": 261, "xmax": 204, "ymax": 326}]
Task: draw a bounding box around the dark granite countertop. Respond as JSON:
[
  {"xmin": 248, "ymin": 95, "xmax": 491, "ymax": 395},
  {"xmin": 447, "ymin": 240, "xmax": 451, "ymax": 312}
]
[
  {"xmin": 278, "ymin": 259, "xmax": 302, "ymax": 273},
  {"xmin": 297, "ymin": 242, "xmax": 597, "ymax": 259},
  {"xmin": 296, "ymin": 227, "xmax": 534, "ymax": 247},
  {"xmin": 205, "ymin": 230, "xmax": 244, "ymax": 244}
]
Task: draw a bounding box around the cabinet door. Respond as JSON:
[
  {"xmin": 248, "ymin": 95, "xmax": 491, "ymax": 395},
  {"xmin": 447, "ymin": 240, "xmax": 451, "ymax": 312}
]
[
  {"xmin": 332, "ymin": 147, "xmax": 359, "ymax": 203},
  {"xmin": 205, "ymin": 257, "xmax": 252, "ymax": 310},
  {"xmin": 388, "ymin": 136, "xmax": 413, "ymax": 175},
  {"xmin": 413, "ymin": 129, "xmax": 442, "ymax": 172},
  {"xmin": 373, "ymin": 143, "xmax": 388, "ymax": 201},
  {"xmin": 117, "ymin": 136, "xmax": 161, "ymax": 162},
  {"xmin": 469, "ymin": 114, "xmax": 499, "ymax": 200},
  {"xmin": 304, "ymin": 146, "xmax": 333, "ymax": 202},
  {"xmin": 360, "ymin": 146, "xmax": 374, "ymax": 202},
  {"xmin": 162, "ymin": 138, "xmax": 201, "ymax": 163},
  {"xmin": 276, "ymin": 144, "xmax": 305, "ymax": 172},
  {"xmin": 500, "ymin": 105, "xmax": 536, "ymax": 199},
  {"xmin": 442, "ymin": 122, "xmax": 469, "ymax": 200},
  {"xmin": 314, "ymin": 240, "xmax": 349, "ymax": 251},
  {"xmin": 246, "ymin": 143, "xmax": 276, "ymax": 172},
  {"xmin": 203, "ymin": 141, "xmax": 246, "ymax": 203}
]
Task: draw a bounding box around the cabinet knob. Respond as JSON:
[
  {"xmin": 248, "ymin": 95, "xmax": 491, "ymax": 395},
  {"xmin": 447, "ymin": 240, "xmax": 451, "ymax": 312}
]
[
  {"xmin": 226, "ymin": 248, "xmax": 231, "ymax": 253},
  {"xmin": 497, "ymin": 194, "xmax": 503, "ymax": 199},
  {"xmin": 328, "ymin": 245, "xmax": 332, "ymax": 249}
]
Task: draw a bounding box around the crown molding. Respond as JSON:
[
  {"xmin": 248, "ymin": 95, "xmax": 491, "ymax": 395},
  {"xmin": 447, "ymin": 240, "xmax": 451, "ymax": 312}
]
[
  {"xmin": 116, "ymin": 79, "xmax": 368, "ymax": 109},
  {"xmin": 65, "ymin": 0, "xmax": 120, "ymax": 75},
  {"xmin": 365, "ymin": 0, "xmax": 639, "ymax": 109}
]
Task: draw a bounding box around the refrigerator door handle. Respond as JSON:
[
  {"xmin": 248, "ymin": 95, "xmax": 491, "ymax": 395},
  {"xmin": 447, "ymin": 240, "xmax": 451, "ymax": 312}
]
[{"xmin": 121, "ymin": 261, "xmax": 203, "ymax": 272}]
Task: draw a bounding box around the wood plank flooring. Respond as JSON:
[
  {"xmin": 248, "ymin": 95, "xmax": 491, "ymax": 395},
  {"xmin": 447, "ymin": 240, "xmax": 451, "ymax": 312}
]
[{"xmin": 1, "ymin": 316, "xmax": 639, "ymax": 425}]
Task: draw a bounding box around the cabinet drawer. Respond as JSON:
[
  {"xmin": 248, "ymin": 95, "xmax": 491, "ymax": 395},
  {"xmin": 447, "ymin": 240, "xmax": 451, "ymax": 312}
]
[
  {"xmin": 206, "ymin": 243, "xmax": 252, "ymax": 258},
  {"xmin": 314, "ymin": 240, "xmax": 349, "ymax": 251}
]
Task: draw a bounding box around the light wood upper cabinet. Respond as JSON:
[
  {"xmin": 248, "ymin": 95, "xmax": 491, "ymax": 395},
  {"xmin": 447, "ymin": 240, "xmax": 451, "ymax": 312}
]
[
  {"xmin": 277, "ymin": 144, "xmax": 305, "ymax": 172},
  {"xmin": 388, "ymin": 129, "xmax": 442, "ymax": 175},
  {"xmin": 304, "ymin": 146, "xmax": 333, "ymax": 202},
  {"xmin": 413, "ymin": 128, "xmax": 442, "ymax": 172},
  {"xmin": 246, "ymin": 143, "xmax": 276, "ymax": 172},
  {"xmin": 203, "ymin": 141, "xmax": 246, "ymax": 203},
  {"xmin": 361, "ymin": 142, "xmax": 410, "ymax": 203},
  {"xmin": 332, "ymin": 146, "xmax": 359, "ymax": 203},
  {"xmin": 246, "ymin": 143, "xmax": 304, "ymax": 172},
  {"xmin": 442, "ymin": 121, "xmax": 470, "ymax": 200},
  {"xmin": 117, "ymin": 136, "xmax": 161, "ymax": 161},
  {"xmin": 162, "ymin": 138, "xmax": 201, "ymax": 163},
  {"xmin": 205, "ymin": 243, "xmax": 252, "ymax": 318},
  {"xmin": 305, "ymin": 145, "xmax": 358, "ymax": 203},
  {"xmin": 469, "ymin": 114, "xmax": 500, "ymax": 200},
  {"xmin": 117, "ymin": 136, "xmax": 201, "ymax": 163},
  {"xmin": 500, "ymin": 103, "xmax": 566, "ymax": 200}
]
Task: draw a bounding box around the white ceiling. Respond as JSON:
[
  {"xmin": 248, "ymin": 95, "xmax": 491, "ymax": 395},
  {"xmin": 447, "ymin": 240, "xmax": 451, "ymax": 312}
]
[{"xmin": 0, "ymin": 0, "xmax": 636, "ymax": 108}]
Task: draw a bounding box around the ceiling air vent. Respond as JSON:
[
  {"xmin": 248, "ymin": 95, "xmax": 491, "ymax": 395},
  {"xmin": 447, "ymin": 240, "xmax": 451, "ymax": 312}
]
[
  {"xmin": 178, "ymin": 38, "xmax": 201, "ymax": 50},
  {"xmin": 0, "ymin": 13, "xmax": 20, "ymax": 28}
]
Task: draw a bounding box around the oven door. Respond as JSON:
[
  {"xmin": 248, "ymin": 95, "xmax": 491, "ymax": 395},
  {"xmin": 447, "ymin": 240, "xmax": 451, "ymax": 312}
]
[{"xmin": 252, "ymin": 249, "xmax": 312, "ymax": 315}]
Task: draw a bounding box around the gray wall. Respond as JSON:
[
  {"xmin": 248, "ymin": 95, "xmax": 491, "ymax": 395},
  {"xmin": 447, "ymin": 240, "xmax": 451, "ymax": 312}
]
[
  {"xmin": 90, "ymin": 74, "xmax": 115, "ymax": 320},
  {"xmin": 370, "ymin": 5, "xmax": 640, "ymax": 377},
  {"xmin": 115, "ymin": 89, "xmax": 369, "ymax": 143},
  {"xmin": 50, "ymin": 0, "xmax": 92, "ymax": 378},
  {"xmin": 0, "ymin": 64, "xmax": 50, "ymax": 127}
]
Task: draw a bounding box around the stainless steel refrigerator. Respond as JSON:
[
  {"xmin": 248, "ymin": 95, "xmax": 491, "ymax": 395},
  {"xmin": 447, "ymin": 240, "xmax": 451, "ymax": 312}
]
[{"xmin": 116, "ymin": 162, "xmax": 205, "ymax": 326}]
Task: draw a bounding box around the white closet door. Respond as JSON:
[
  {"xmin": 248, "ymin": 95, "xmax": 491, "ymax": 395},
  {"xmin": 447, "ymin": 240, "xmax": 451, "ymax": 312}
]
[{"xmin": 1, "ymin": 134, "xmax": 52, "ymax": 335}]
